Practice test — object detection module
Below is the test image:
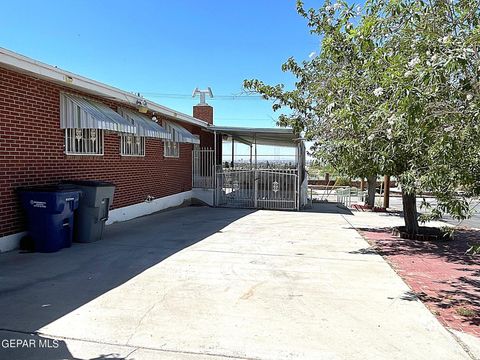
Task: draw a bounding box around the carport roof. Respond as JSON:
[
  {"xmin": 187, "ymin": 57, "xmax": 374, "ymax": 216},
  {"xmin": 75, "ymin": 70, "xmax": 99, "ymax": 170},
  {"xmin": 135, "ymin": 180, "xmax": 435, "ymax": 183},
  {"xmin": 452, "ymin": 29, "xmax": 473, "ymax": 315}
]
[{"xmin": 210, "ymin": 126, "xmax": 300, "ymax": 147}]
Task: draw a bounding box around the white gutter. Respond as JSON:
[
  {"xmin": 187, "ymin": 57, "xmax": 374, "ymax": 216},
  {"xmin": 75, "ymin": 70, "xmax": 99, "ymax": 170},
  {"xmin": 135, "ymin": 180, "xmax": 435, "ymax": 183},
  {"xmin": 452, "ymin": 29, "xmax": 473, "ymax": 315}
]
[{"xmin": 0, "ymin": 47, "xmax": 210, "ymax": 128}]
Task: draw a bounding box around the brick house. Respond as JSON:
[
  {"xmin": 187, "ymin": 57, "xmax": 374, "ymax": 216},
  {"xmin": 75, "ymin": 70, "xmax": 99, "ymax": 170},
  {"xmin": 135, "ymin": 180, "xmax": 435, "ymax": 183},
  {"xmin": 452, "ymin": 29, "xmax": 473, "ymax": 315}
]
[{"xmin": 0, "ymin": 47, "xmax": 220, "ymax": 252}]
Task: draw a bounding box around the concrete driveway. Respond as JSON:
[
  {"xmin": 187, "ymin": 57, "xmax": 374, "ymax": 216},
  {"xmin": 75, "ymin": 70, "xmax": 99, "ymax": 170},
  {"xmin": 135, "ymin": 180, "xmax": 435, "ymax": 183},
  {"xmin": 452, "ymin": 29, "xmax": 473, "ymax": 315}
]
[{"xmin": 0, "ymin": 205, "xmax": 473, "ymax": 359}]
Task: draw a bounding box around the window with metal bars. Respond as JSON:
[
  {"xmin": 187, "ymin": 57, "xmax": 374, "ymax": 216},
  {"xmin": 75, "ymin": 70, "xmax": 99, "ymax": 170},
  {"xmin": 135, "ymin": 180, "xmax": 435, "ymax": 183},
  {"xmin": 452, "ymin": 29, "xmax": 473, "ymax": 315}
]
[
  {"xmin": 65, "ymin": 128, "xmax": 104, "ymax": 155},
  {"xmin": 163, "ymin": 124, "xmax": 180, "ymax": 158},
  {"xmin": 120, "ymin": 134, "xmax": 145, "ymax": 156}
]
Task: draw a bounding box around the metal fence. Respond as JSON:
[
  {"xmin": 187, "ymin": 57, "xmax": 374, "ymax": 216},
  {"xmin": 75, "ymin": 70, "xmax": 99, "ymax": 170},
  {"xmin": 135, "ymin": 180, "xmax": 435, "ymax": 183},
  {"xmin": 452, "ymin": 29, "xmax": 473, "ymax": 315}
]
[
  {"xmin": 308, "ymin": 185, "xmax": 368, "ymax": 206},
  {"xmin": 192, "ymin": 148, "xmax": 215, "ymax": 188},
  {"xmin": 216, "ymin": 169, "xmax": 255, "ymax": 208},
  {"xmin": 216, "ymin": 168, "xmax": 299, "ymax": 210},
  {"xmin": 192, "ymin": 149, "xmax": 300, "ymax": 210}
]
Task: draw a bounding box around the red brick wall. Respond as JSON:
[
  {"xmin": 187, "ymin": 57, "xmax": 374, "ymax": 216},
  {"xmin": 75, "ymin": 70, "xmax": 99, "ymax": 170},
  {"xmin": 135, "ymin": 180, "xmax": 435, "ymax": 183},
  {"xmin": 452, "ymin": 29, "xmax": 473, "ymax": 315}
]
[{"xmin": 0, "ymin": 66, "xmax": 201, "ymax": 238}]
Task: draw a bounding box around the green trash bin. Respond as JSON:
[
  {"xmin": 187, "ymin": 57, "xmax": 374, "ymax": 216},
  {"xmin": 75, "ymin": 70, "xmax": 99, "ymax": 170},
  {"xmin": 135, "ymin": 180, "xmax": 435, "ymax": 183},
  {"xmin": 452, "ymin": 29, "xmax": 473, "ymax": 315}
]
[{"xmin": 61, "ymin": 180, "xmax": 115, "ymax": 243}]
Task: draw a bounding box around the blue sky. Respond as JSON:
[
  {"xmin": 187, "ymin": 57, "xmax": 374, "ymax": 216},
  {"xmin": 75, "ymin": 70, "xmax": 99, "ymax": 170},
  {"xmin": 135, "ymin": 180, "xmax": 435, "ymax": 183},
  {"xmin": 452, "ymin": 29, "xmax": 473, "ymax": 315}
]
[{"xmin": 0, "ymin": 0, "xmax": 330, "ymax": 128}]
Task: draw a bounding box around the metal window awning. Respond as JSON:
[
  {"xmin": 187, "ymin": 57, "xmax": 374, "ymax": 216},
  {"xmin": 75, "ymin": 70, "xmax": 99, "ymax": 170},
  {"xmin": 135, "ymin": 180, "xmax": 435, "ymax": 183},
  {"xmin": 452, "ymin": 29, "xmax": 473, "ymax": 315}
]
[
  {"xmin": 60, "ymin": 93, "xmax": 136, "ymax": 134},
  {"xmin": 118, "ymin": 108, "xmax": 171, "ymax": 140},
  {"xmin": 164, "ymin": 120, "xmax": 200, "ymax": 144}
]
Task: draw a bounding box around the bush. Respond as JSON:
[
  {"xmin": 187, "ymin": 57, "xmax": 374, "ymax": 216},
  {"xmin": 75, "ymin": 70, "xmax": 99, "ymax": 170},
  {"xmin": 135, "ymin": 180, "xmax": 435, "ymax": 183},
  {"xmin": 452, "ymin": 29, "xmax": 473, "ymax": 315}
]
[
  {"xmin": 334, "ymin": 176, "xmax": 351, "ymax": 187},
  {"xmin": 466, "ymin": 244, "xmax": 480, "ymax": 256}
]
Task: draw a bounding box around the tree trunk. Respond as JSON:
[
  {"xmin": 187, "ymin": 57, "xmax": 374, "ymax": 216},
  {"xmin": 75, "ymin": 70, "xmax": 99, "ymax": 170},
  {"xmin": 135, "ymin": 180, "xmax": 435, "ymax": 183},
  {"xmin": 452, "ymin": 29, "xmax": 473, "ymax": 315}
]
[
  {"xmin": 366, "ymin": 175, "xmax": 376, "ymax": 207},
  {"xmin": 402, "ymin": 190, "xmax": 419, "ymax": 234},
  {"xmin": 360, "ymin": 178, "xmax": 365, "ymax": 191},
  {"xmin": 383, "ymin": 175, "xmax": 390, "ymax": 208}
]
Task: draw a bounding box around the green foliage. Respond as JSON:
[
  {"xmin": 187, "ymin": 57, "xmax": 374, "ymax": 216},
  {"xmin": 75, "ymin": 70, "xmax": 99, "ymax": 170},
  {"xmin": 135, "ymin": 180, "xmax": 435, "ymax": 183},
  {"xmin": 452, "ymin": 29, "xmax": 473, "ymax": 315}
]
[
  {"xmin": 308, "ymin": 162, "xmax": 338, "ymax": 178},
  {"xmin": 466, "ymin": 244, "xmax": 480, "ymax": 256},
  {"xmin": 244, "ymin": 0, "xmax": 480, "ymax": 223},
  {"xmin": 455, "ymin": 307, "xmax": 477, "ymax": 317},
  {"xmin": 334, "ymin": 176, "xmax": 351, "ymax": 187}
]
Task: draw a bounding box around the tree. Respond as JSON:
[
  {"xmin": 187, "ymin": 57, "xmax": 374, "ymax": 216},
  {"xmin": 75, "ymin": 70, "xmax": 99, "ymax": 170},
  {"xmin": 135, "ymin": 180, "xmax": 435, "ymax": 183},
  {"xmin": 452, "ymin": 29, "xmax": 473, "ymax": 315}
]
[{"xmin": 245, "ymin": 0, "xmax": 480, "ymax": 234}]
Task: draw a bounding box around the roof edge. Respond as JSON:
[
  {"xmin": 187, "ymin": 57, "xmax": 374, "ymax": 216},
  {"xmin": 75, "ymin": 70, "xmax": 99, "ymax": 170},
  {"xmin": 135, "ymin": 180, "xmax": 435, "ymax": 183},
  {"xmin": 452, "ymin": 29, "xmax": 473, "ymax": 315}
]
[
  {"xmin": 209, "ymin": 126, "xmax": 295, "ymax": 134},
  {"xmin": 0, "ymin": 47, "xmax": 210, "ymax": 128}
]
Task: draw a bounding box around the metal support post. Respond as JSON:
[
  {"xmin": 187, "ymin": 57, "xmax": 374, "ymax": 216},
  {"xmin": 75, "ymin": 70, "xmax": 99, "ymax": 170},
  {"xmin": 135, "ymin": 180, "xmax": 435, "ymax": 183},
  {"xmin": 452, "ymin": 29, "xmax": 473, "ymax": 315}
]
[
  {"xmin": 231, "ymin": 138, "xmax": 234, "ymax": 169},
  {"xmin": 213, "ymin": 130, "xmax": 217, "ymax": 207}
]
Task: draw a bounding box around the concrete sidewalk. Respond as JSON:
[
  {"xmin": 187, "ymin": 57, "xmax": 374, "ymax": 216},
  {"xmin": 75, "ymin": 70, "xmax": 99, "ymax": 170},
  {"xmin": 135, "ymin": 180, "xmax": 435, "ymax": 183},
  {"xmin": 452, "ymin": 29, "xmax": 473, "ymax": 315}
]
[{"xmin": 0, "ymin": 205, "xmax": 473, "ymax": 359}]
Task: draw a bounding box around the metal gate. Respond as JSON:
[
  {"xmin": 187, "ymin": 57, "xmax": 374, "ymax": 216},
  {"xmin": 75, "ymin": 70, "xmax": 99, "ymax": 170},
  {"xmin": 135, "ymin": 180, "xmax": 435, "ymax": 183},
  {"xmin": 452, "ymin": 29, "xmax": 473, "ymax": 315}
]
[
  {"xmin": 216, "ymin": 169, "xmax": 299, "ymax": 210},
  {"xmin": 192, "ymin": 149, "xmax": 300, "ymax": 210},
  {"xmin": 192, "ymin": 148, "xmax": 215, "ymax": 188}
]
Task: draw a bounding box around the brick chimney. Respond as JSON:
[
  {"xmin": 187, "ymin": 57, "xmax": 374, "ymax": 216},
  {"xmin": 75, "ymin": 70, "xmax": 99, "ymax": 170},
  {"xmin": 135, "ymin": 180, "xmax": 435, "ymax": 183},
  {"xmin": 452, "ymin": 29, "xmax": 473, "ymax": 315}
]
[
  {"xmin": 193, "ymin": 104, "xmax": 213, "ymax": 124},
  {"xmin": 192, "ymin": 87, "xmax": 214, "ymax": 124}
]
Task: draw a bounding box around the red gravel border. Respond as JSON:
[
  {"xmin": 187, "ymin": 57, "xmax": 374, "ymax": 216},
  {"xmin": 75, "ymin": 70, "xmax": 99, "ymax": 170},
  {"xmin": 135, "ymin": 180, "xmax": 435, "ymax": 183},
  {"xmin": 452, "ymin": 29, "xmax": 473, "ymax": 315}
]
[{"xmin": 359, "ymin": 227, "xmax": 480, "ymax": 337}]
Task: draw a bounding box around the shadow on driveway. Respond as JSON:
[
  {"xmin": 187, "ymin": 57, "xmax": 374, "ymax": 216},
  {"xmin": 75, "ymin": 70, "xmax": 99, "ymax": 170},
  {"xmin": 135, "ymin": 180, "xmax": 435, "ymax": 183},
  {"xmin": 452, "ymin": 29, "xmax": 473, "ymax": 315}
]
[
  {"xmin": 0, "ymin": 206, "xmax": 254, "ymax": 358},
  {"xmin": 304, "ymin": 202, "xmax": 354, "ymax": 215},
  {"xmin": 359, "ymin": 227, "xmax": 480, "ymax": 336}
]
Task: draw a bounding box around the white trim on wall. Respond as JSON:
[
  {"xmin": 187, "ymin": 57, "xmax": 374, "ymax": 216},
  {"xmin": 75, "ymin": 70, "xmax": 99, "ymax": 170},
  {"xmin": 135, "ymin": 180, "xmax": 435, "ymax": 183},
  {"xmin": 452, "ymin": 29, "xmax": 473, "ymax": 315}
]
[
  {"xmin": 0, "ymin": 231, "xmax": 27, "ymax": 253},
  {"xmin": 106, "ymin": 191, "xmax": 192, "ymax": 225},
  {"xmin": 192, "ymin": 188, "xmax": 215, "ymax": 206},
  {"xmin": 0, "ymin": 191, "xmax": 193, "ymax": 252}
]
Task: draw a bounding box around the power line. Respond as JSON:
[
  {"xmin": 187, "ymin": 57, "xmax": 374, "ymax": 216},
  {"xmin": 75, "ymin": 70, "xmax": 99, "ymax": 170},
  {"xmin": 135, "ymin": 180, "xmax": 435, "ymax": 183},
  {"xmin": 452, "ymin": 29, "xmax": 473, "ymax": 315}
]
[
  {"xmin": 216, "ymin": 117, "xmax": 274, "ymax": 121},
  {"xmin": 140, "ymin": 92, "xmax": 267, "ymax": 101}
]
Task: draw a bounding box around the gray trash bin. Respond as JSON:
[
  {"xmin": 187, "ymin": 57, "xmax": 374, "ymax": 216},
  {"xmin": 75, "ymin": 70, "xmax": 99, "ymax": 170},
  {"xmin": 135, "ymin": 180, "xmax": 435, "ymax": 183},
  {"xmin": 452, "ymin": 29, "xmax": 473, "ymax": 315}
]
[{"xmin": 61, "ymin": 180, "xmax": 115, "ymax": 243}]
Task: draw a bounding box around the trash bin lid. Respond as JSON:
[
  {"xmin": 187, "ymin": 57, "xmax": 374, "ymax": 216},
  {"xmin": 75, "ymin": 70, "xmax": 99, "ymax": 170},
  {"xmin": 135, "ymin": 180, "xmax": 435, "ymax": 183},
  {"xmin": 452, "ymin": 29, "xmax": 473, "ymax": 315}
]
[
  {"xmin": 17, "ymin": 185, "xmax": 72, "ymax": 193},
  {"xmin": 61, "ymin": 180, "xmax": 115, "ymax": 187}
]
